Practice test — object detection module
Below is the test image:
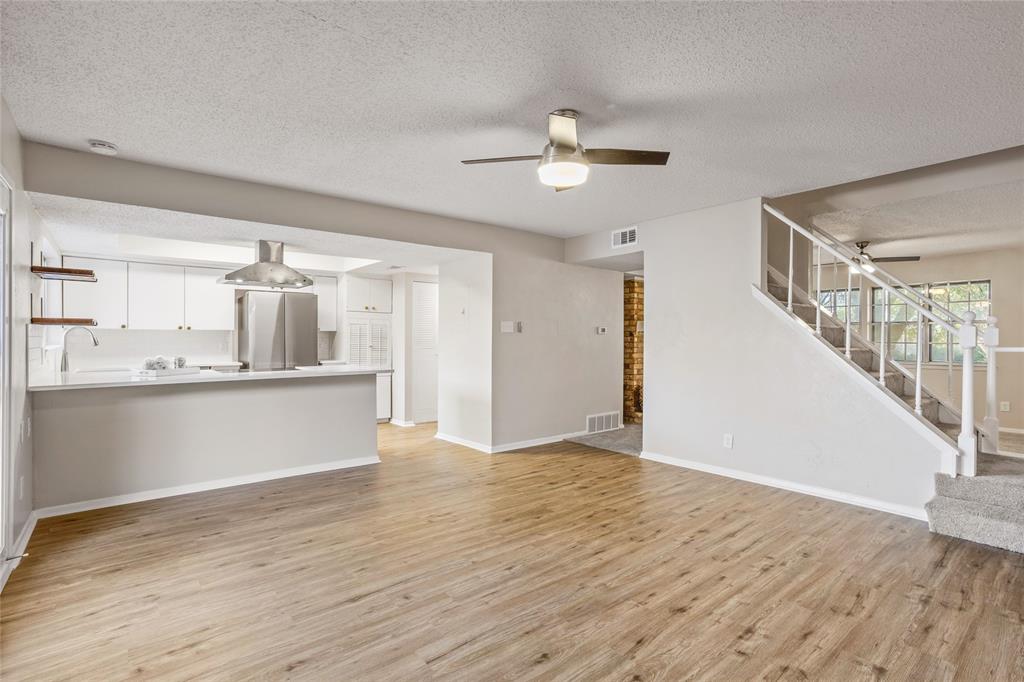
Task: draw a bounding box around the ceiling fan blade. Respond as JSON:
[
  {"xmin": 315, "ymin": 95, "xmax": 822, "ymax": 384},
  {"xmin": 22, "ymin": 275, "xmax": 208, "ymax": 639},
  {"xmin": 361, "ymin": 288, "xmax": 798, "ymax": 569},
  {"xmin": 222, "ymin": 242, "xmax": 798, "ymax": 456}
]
[
  {"xmin": 461, "ymin": 155, "xmax": 541, "ymax": 165},
  {"xmin": 586, "ymin": 149, "xmax": 670, "ymax": 165},
  {"xmin": 871, "ymin": 256, "xmax": 921, "ymax": 263},
  {"xmin": 554, "ymin": 185, "xmax": 576, "ymax": 193},
  {"xmin": 548, "ymin": 111, "xmax": 578, "ymax": 149}
]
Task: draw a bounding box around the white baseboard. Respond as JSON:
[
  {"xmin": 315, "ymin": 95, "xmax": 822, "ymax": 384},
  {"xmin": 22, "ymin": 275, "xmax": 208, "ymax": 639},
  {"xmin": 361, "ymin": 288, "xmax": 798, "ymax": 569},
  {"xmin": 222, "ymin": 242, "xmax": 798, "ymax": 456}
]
[
  {"xmin": 491, "ymin": 431, "xmax": 588, "ymax": 453},
  {"xmin": 434, "ymin": 432, "xmax": 492, "ymax": 453},
  {"xmin": 33, "ymin": 456, "xmax": 381, "ymax": 520},
  {"xmin": 640, "ymin": 450, "xmax": 928, "ymax": 521},
  {"xmin": 1, "ymin": 511, "xmax": 39, "ymax": 593},
  {"xmin": 390, "ymin": 419, "xmax": 416, "ymax": 427},
  {"xmin": 435, "ymin": 430, "xmax": 588, "ymax": 454},
  {"xmin": 1000, "ymin": 427, "xmax": 1024, "ymax": 435}
]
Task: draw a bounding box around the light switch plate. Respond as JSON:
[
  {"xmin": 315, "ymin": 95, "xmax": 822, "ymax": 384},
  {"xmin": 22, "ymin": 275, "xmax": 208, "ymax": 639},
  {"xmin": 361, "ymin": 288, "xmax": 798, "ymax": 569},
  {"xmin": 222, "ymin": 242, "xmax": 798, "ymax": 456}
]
[
  {"xmin": 1000, "ymin": 401, "xmax": 1011, "ymax": 413},
  {"xmin": 596, "ymin": 326, "xmax": 608, "ymax": 335},
  {"xmin": 500, "ymin": 321, "xmax": 514, "ymax": 334},
  {"xmin": 723, "ymin": 433, "xmax": 734, "ymax": 449}
]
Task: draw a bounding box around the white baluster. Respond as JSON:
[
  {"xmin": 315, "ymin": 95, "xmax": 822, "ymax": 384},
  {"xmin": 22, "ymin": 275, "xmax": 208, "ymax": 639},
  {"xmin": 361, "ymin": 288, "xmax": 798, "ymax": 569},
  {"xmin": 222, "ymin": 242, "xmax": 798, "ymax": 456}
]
[
  {"xmin": 815, "ymin": 245, "xmax": 821, "ymax": 334},
  {"xmin": 958, "ymin": 312, "xmax": 978, "ymax": 477},
  {"xmin": 787, "ymin": 226, "xmax": 794, "ymax": 311},
  {"xmin": 982, "ymin": 316, "xmax": 1000, "ymax": 454},
  {"xmin": 914, "ymin": 315, "xmax": 924, "ymax": 415},
  {"xmin": 845, "ymin": 268, "xmax": 852, "ymax": 358},
  {"xmin": 879, "ymin": 289, "xmax": 888, "ymax": 385}
]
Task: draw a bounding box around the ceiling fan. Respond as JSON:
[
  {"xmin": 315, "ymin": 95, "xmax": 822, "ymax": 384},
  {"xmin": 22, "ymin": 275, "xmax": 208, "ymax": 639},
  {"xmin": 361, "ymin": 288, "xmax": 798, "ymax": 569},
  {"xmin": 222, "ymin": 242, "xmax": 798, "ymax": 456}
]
[
  {"xmin": 854, "ymin": 240, "xmax": 920, "ymax": 273},
  {"xmin": 461, "ymin": 109, "xmax": 670, "ymax": 192}
]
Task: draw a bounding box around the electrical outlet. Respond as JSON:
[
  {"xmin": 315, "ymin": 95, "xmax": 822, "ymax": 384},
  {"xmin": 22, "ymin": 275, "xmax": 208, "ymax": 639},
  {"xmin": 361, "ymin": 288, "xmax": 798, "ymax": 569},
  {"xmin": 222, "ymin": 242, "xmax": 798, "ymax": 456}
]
[
  {"xmin": 596, "ymin": 326, "xmax": 608, "ymax": 335},
  {"xmin": 26, "ymin": 416, "xmax": 31, "ymax": 438},
  {"xmin": 18, "ymin": 476, "xmax": 24, "ymax": 501},
  {"xmin": 723, "ymin": 433, "xmax": 734, "ymax": 449},
  {"xmin": 1000, "ymin": 401, "xmax": 1011, "ymax": 413}
]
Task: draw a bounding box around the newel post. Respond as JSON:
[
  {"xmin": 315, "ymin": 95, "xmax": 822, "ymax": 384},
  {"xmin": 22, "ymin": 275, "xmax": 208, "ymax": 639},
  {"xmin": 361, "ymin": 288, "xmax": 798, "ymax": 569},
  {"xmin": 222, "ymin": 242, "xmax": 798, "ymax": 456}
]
[
  {"xmin": 958, "ymin": 312, "xmax": 977, "ymax": 477},
  {"xmin": 982, "ymin": 316, "xmax": 1000, "ymax": 454}
]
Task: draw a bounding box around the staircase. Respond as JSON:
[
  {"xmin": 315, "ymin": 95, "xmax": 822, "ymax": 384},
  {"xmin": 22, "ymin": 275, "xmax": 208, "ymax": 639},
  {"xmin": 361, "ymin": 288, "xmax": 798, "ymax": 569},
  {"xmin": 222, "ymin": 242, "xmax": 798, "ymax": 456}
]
[{"xmin": 762, "ymin": 204, "xmax": 1024, "ymax": 554}]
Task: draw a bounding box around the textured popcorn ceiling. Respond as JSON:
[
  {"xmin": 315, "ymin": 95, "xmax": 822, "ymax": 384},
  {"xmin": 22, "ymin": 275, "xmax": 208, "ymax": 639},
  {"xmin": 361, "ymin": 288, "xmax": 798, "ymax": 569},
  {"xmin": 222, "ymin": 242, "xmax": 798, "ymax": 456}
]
[
  {"xmin": 3, "ymin": 1, "xmax": 1023, "ymax": 238},
  {"xmin": 811, "ymin": 182, "xmax": 1024, "ymax": 258},
  {"xmin": 29, "ymin": 193, "xmax": 469, "ymax": 272}
]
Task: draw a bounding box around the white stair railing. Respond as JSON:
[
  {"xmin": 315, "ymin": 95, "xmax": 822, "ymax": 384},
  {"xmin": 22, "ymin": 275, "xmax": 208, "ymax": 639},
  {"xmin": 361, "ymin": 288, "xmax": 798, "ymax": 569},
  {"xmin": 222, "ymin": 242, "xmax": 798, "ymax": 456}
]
[
  {"xmin": 764, "ymin": 203, "xmax": 987, "ymax": 477},
  {"xmin": 982, "ymin": 321, "xmax": 1020, "ymax": 454}
]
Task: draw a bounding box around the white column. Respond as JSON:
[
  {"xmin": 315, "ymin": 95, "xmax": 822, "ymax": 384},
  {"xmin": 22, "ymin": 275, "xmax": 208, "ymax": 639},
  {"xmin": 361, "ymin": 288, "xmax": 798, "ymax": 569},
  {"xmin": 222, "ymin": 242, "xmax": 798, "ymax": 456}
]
[
  {"xmin": 844, "ymin": 268, "xmax": 852, "ymax": 358},
  {"xmin": 879, "ymin": 290, "xmax": 888, "ymax": 385},
  {"xmin": 958, "ymin": 312, "xmax": 978, "ymax": 477},
  {"xmin": 914, "ymin": 315, "xmax": 924, "ymax": 415},
  {"xmin": 815, "ymin": 245, "xmax": 821, "ymax": 334},
  {"xmin": 787, "ymin": 226, "xmax": 794, "ymax": 311},
  {"xmin": 981, "ymin": 316, "xmax": 1000, "ymax": 454}
]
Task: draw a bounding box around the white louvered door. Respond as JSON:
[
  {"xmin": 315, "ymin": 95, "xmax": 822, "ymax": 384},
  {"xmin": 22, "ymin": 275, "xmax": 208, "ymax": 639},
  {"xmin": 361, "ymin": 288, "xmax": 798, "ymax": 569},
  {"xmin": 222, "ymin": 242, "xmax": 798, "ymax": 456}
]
[{"xmin": 347, "ymin": 320, "xmax": 370, "ymax": 366}]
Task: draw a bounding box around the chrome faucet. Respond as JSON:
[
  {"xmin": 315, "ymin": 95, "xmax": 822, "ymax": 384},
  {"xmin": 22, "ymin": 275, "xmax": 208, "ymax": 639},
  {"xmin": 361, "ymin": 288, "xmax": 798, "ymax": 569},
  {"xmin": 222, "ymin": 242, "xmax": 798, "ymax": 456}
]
[{"xmin": 61, "ymin": 326, "xmax": 99, "ymax": 373}]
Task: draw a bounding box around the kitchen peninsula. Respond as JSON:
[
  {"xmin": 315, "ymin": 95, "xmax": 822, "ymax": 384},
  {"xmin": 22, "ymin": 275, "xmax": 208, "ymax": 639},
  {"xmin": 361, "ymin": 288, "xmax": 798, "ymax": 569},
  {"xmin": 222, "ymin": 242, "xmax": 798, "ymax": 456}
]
[{"xmin": 30, "ymin": 366, "xmax": 387, "ymax": 515}]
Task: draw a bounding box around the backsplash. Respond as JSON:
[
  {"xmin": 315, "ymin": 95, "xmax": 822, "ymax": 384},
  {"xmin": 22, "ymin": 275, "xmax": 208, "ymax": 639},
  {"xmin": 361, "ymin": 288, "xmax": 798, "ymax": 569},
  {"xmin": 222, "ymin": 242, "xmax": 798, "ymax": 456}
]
[{"xmin": 57, "ymin": 329, "xmax": 235, "ymax": 371}]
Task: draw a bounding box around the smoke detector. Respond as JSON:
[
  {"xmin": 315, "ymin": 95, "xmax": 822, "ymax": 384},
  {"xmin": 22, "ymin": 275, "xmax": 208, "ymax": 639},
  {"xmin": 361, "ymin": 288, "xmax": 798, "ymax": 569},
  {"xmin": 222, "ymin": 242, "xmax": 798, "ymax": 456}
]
[{"xmin": 87, "ymin": 139, "xmax": 119, "ymax": 156}]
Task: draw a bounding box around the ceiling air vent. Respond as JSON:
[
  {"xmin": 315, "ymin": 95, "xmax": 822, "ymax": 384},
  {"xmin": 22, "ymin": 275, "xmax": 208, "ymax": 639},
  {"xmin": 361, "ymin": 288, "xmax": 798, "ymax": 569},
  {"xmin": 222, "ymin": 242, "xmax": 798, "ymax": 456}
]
[{"xmin": 612, "ymin": 226, "xmax": 638, "ymax": 248}]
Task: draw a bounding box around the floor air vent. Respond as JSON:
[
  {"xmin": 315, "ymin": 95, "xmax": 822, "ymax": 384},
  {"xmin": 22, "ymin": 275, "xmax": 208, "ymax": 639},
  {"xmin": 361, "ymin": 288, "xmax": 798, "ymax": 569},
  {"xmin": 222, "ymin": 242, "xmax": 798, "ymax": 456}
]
[{"xmin": 586, "ymin": 411, "xmax": 621, "ymax": 434}]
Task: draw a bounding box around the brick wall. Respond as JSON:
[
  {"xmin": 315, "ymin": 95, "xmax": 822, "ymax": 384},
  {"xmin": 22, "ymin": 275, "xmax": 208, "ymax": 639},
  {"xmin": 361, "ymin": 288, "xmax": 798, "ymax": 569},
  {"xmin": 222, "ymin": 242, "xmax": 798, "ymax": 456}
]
[{"xmin": 623, "ymin": 278, "xmax": 643, "ymax": 424}]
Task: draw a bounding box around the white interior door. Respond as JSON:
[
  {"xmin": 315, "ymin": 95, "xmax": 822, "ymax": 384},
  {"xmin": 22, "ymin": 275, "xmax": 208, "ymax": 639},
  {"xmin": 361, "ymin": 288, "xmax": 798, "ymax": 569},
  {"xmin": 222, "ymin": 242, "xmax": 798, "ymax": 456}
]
[{"xmin": 411, "ymin": 281, "xmax": 438, "ymax": 423}]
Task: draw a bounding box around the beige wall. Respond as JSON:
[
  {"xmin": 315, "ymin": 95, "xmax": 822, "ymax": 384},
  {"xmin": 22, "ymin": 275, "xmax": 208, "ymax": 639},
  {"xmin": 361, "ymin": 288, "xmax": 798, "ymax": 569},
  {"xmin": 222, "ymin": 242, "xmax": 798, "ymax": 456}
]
[
  {"xmin": 642, "ymin": 197, "xmax": 948, "ymax": 515},
  {"xmin": 491, "ymin": 253, "xmax": 623, "ymax": 447},
  {"xmin": 1, "ymin": 100, "xmax": 59, "ymax": 553}
]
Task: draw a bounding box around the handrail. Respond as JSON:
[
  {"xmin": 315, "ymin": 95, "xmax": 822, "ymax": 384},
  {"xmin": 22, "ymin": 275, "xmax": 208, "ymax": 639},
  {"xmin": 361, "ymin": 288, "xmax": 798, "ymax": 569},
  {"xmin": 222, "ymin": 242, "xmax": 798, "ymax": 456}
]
[
  {"xmin": 764, "ymin": 204, "xmax": 958, "ymax": 333},
  {"xmin": 807, "ymin": 220, "xmax": 963, "ymax": 326},
  {"xmin": 764, "ymin": 202, "xmax": 981, "ymax": 477}
]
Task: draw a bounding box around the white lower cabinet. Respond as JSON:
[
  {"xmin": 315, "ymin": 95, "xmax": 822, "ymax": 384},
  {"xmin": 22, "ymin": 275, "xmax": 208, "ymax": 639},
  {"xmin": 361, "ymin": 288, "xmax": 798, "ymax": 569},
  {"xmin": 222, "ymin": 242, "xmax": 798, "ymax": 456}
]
[{"xmin": 376, "ymin": 373, "xmax": 392, "ymax": 421}]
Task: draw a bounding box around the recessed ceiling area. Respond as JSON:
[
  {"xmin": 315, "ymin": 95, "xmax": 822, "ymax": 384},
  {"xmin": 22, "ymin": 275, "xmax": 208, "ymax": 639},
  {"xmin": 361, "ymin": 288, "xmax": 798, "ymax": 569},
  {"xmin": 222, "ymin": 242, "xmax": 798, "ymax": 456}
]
[
  {"xmin": 3, "ymin": 2, "xmax": 1022, "ymax": 238},
  {"xmin": 30, "ymin": 193, "xmax": 471, "ymax": 274},
  {"xmin": 810, "ymin": 181, "xmax": 1024, "ymax": 259}
]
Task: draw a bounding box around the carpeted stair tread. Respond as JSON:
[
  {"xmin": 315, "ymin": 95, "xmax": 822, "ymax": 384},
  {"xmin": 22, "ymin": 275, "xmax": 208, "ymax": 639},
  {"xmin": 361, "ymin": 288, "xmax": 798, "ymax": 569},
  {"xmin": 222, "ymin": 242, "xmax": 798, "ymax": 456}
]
[{"xmin": 925, "ymin": 495, "xmax": 1024, "ymax": 553}]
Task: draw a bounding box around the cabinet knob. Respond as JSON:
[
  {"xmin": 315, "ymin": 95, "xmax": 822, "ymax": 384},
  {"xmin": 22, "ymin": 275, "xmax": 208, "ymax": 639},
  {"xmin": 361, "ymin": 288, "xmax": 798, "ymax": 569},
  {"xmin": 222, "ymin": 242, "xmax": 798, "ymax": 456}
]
[
  {"xmin": 372, "ymin": 306, "xmax": 376, "ymax": 310},
  {"xmin": 186, "ymin": 326, "xmax": 192, "ymax": 330},
  {"xmin": 364, "ymin": 305, "xmax": 369, "ymax": 310},
  {"xmin": 121, "ymin": 324, "xmax": 126, "ymax": 329},
  {"xmin": 177, "ymin": 325, "xmax": 183, "ymax": 330}
]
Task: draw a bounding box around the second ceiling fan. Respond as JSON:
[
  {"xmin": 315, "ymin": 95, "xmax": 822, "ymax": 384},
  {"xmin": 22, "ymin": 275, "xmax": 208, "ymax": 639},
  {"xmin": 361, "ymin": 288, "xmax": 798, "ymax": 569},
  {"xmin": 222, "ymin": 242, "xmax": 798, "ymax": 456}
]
[{"xmin": 461, "ymin": 109, "xmax": 670, "ymax": 192}]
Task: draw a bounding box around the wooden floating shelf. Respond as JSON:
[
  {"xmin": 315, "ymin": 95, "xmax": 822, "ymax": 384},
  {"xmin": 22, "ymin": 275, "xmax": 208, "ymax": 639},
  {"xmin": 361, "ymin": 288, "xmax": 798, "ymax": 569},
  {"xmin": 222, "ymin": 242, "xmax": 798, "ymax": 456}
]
[
  {"xmin": 31, "ymin": 265, "xmax": 97, "ymax": 282},
  {"xmin": 31, "ymin": 317, "xmax": 97, "ymax": 326}
]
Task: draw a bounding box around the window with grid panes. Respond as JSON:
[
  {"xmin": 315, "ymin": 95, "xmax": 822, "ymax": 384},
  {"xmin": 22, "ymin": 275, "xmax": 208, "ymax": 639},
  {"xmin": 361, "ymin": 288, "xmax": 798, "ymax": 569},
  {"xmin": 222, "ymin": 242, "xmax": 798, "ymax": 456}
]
[
  {"xmin": 817, "ymin": 288, "xmax": 861, "ymax": 324},
  {"xmin": 871, "ymin": 281, "xmax": 990, "ymax": 363}
]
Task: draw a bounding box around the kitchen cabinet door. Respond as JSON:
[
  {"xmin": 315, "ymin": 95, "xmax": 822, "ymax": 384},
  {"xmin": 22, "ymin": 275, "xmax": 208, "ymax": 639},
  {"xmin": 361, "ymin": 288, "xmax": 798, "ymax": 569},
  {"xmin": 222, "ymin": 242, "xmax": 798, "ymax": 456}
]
[
  {"xmin": 63, "ymin": 256, "xmax": 128, "ymax": 329},
  {"xmin": 369, "ymin": 278, "xmax": 392, "ymax": 313},
  {"xmin": 376, "ymin": 374, "xmax": 392, "ymax": 420},
  {"xmin": 313, "ymin": 275, "xmax": 338, "ymax": 331},
  {"xmin": 347, "ymin": 320, "xmax": 370, "ymax": 365},
  {"xmin": 184, "ymin": 267, "xmax": 235, "ymax": 330},
  {"xmin": 345, "ymin": 276, "xmax": 371, "ymax": 312},
  {"xmin": 129, "ymin": 262, "xmax": 185, "ymax": 330},
  {"xmin": 369, "ymin": 320, "xmax": 391, "ymax": 368}
]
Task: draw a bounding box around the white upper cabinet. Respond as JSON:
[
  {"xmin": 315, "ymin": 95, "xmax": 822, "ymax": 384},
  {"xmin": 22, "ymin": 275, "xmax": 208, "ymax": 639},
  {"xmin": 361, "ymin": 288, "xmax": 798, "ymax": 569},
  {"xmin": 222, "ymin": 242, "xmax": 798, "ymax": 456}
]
[
  {"xmin": 63, "ymin": 256, "xmax": 128, "ymax": 329},
  {"xmin": 129, "ymin": 262, "xmax": 185, "ymax": 330},
  {"xmin": 345, "ymin": 276, "xmax": 371, "ymax": 312},
  {"xmin": 345, "ymin": 276, "xmax": 392, "ymax": 313},
  {"xmin": 185, "ymin": 267, "xmax": 236, "ymax": 330},
  {"xmin": 370, "ymin": 279, "xmax": 393, "ymax": 313},
  {"xmin": 313, "ymin": 275, "xmax": 338, "ymax": 331}
]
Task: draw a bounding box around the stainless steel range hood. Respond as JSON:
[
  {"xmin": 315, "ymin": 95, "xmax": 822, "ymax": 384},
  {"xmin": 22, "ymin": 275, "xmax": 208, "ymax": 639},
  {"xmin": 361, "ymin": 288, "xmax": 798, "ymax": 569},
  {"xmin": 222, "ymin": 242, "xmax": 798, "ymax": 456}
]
[{"xmin": 221, "ymin": 240, "xmax": 313, "ymax": 289}]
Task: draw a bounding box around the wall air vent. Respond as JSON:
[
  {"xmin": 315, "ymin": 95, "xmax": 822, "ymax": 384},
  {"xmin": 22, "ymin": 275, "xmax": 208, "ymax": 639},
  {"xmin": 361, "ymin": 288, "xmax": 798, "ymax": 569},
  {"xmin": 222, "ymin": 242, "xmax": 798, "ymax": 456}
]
[
  {"xmin": 611, "ymin": 226, "xmax": 638, "ymax": 248},
  {"xmin": 586, "ymin": 411, "xmax": 621, "ymax": 434}
]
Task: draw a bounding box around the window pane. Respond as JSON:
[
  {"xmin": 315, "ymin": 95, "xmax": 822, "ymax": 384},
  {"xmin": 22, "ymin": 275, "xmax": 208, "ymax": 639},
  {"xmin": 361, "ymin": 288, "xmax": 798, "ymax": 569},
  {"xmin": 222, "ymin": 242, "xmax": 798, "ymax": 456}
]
[
  {"xmin": 948, "ymin": 284, "xmax": 971, "ymax": 302},
  {"xmin": 931, "ymin": 344, "xmax": 948, "ymax": 362}
]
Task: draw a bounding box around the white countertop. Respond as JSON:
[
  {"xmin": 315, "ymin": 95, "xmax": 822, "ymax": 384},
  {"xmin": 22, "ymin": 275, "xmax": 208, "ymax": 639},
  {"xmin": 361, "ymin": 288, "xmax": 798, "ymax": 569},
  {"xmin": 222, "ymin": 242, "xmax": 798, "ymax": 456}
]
[{"xmin": 29, "ymin": 366, "xmax": 393, "ymax": 392}]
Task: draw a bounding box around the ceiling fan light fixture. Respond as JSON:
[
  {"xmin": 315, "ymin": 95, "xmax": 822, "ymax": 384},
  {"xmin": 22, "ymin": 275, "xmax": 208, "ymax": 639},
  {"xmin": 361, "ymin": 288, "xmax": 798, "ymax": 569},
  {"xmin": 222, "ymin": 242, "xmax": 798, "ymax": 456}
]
[{"xmin": 537, "ymin": 144, "xmax": 589, "ymax": 187}]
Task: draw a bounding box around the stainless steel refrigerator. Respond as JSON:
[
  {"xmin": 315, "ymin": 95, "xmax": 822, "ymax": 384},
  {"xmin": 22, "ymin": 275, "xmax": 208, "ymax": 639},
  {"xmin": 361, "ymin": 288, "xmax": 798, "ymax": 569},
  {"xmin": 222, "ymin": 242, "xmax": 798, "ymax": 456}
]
[{"xmin": 236, "ymin": 290, "xmax": 318, "ymax": 370}]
